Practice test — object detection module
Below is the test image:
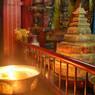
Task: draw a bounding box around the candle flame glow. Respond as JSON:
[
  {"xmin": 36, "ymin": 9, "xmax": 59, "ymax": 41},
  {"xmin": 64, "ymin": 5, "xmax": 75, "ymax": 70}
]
[
  {"xmin": 0, "ymin": 65, "xmax": 40, "ymax": 80},
  {"xmin": 5, "ymin": 66, "xmax": 16, "ymax": 80}
]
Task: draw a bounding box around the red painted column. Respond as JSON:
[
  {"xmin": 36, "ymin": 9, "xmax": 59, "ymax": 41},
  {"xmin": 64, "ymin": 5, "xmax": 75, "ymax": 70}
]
[
  {"xmin": 3, "ymin": 0, "xmax": 21, "ymax": 59},
  {"xmin": 21, "ymin": 0, "xmax": 32, "ymax": 29}
]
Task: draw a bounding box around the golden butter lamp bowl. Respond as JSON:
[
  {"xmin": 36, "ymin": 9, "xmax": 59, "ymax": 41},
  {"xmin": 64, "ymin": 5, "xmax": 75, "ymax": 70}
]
[{"xmin": 0, "ymin": 65, "xmax": 40, "ymax": 94}]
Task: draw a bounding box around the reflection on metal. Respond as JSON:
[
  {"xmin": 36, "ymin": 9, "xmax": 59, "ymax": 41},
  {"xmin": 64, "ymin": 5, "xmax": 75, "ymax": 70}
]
[{"xmin": 0, "ymin": 82, "xmax": 13, "ymax": 95}]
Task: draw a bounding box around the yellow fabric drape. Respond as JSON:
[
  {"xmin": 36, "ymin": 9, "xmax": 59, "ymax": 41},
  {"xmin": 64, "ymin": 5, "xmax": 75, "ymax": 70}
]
[
  {"xmin": 89, "ymin": 0, "xmax": 93, "ymax": 12},
  {"xmin": 68, "ymin": 0, "xmax": 74, "ymax": 16},
  {"xmin": 52, "ymin": 0, "xmax": 60, "ymax": 29}
]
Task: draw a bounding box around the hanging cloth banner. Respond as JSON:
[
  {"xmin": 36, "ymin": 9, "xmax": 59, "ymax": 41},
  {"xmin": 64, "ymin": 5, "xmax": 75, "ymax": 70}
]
[
  {"xmin": 89, "ymin": 0, "xmax": 93, "ymax": 12},
  {"xmin": 52, "ymin": 0, "xmax": 60, "ymax": 29},
  {"xmin": 68, "ymin": 0, "xmax": 74, "ymax": 16}
]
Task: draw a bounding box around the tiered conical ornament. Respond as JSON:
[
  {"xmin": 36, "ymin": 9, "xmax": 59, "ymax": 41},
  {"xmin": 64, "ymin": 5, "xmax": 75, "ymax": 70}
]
[
  {"xmin": 57, "ymin": 4, "xmax": 95, "ymax": 64},
  {"xmin": 56, "ymin": 4, "xmax": 95, "ymax": 78}
]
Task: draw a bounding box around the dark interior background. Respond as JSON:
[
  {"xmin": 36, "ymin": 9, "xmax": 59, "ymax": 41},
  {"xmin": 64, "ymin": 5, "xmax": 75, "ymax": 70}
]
[{"xmin": 0, "ymin": 0, "xmax": 4, "ymax": 63}]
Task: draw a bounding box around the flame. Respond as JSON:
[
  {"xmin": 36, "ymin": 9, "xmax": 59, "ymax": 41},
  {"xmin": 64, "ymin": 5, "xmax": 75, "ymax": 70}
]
[
  {"xmin": 5, "ymin": 66, "xmax": 16, "ymax": 80},
  {"xmin": 0, "ymin": 65, "xmax": 40, "ymax": 80}
]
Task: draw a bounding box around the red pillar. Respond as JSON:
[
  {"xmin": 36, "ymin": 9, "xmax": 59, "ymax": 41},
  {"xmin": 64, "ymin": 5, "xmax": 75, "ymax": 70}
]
[
  {"xmin": 3, "ymin": 0, "xmax": 21, "ymax": 59},
  {"xmin": 21, "ymin": 0, "xmax": 32, "ymax": 29}
]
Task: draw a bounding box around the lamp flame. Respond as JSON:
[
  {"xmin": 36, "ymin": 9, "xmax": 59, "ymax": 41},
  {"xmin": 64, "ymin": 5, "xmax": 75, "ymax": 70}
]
[{"xmin": 0, "ymin": 65, "xmax": 39, "ymax": 80}]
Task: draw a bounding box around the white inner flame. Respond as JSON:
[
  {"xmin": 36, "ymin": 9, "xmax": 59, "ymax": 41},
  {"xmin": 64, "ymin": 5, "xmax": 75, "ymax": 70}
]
[{"xmin": 5, "ymin": 66, "xmax": 16, "ymax": 80}]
